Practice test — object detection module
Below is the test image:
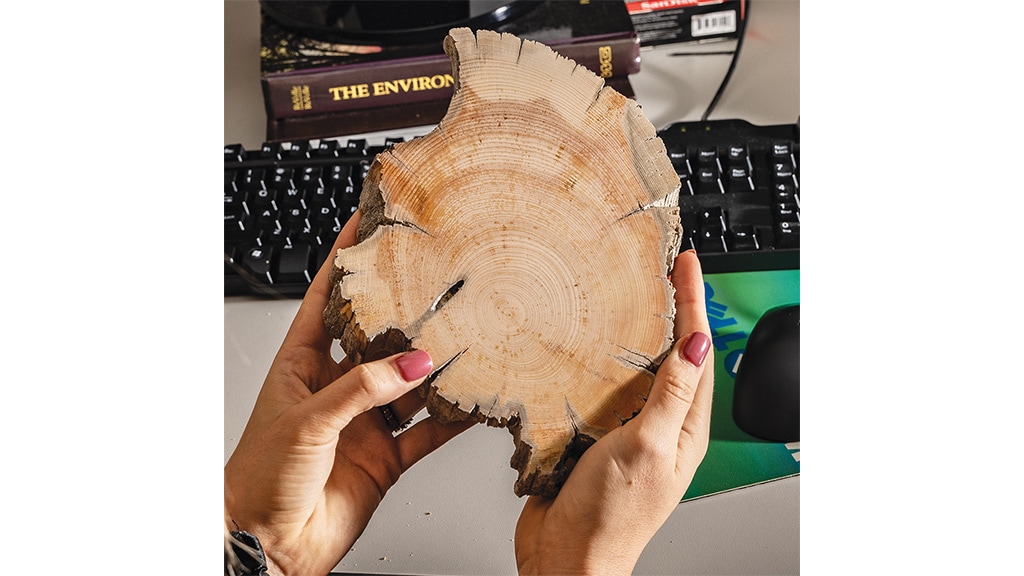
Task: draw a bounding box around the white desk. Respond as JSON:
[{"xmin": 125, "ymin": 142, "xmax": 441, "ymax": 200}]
[{"xmin": 224, "ymin": 1, "xmax": 800, "ymax": 573}]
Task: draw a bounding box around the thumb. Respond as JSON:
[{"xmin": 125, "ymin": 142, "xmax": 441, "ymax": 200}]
[
  {"xmin": 638, "ymin": 249, "xmax": 714, "ymax": 433},
  {"xmin": 640, "ymin": 331, "xmax": 711, "ymax": 434},
  {"xmin": 302, "ymin": 349, "xmax": 434, "ymax": 437}
]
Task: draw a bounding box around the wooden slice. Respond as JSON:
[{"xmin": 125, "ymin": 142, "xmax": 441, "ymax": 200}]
[{"xmin": 324, "ymin": 27, "xmax": 682, "ymax": 498}]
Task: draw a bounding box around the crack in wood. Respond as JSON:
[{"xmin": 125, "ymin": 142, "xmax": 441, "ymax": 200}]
[
  {"xmin": 430, "ymin": 279, "xmax": 466, "ymax": 312},
  {"xmin": 384, "ymin": 149, "xmax": 415, "ymax": 176},
  {"xmin": 565, "ymin": 397, "xmax": 582, "ymax": 435},
  {"xmin": 424, "ymin": 347, "xmax": 468, "ymax": 390},
  {"xmin": 584, "ymin": 83, "xmax": 609, "ymax": 114},
  {"xmin": 404, "ymin": 278, "xmax": 466, "ymax": 340},
  {"xmin": 610, "ymin": 344, "xmax": 659, "ymax": 375},
  {"xmin": 617, "ymin": 195, "xmax": 678, "ymax": 222}
]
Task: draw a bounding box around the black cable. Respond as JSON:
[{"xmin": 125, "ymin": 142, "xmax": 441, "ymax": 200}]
[{"xmin": 701, "ymin": 0, "xmax": 750, "ymax": 121}]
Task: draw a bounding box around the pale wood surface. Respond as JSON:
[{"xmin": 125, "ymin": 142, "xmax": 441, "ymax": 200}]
[{"xmin": 324, "ymin": 27, "xmax": 681, "ymax": 497}]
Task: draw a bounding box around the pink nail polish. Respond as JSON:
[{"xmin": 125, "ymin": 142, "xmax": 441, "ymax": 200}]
[
  {"xmin": 681, "ymin": 332, "xmax": 711, "ymax": 367},
  {"xmin": 396, "ymin": 349, "xmax": 433, "ymax": 381}
]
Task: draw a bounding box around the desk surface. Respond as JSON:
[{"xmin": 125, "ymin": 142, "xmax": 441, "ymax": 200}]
[{"xmin": 224, "ymin": 1, "xmax": 800, "ymax": 574}]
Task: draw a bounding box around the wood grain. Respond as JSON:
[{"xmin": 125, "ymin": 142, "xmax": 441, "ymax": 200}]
[{"xmin": 324, "ymin": 28, "xmax": 682, "ymax": 497}]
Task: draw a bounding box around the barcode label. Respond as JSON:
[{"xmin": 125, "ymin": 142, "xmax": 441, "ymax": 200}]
[{"xmin": 692, "ymin": 9, "xmax": 737, "ymax": 37}]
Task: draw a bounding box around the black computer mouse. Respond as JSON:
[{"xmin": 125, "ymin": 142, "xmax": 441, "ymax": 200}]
[{"xmin": 732, "ymin": 304, "xmax": 799, "ymax": 442}]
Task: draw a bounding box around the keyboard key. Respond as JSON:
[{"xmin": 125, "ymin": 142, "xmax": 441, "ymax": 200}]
[
  {"xmin": 772, "ymin": 182, "xmax": 798, "ymax": 203},
  {"xmin": 772, "ymin": 161, "xmax": 795, "ymax": 181},
  {"xmin": 255, "ymin": 207, "xmax": 280, "ymax": 228},
  {"xmin": 316, "ymin": 139, "xmax": 342, "ymax": 156},
  {"xmin": 224, "ymin": 206, "xmax": 249, "ymax": 243},
  {"xmin": 285, "ymin": 140, "xmax": 311, "ymax": 159},
  {"xmin": 345, "ymin": 139, "xmax": 368, "ymax": 155},
  {"xmin": 725, "ymin": 143, "xmax": 748, "ymax": 166},
  {"xmin": 225, "ymin": 169, "xmax": 239, "ymax": 193},
  {"xmin": 699, "ymin": 226, "xmax": 727, "ymax": 253},
  {"xmin": 313, "ymin": 205, "xmax": 342, "ymax": 227},
  {"xmin": 699, "ymin": 206, "xmax": 727, "ymax": 230},
  {"xmin": 774, "ymin": 202, "xmax": 799, "ymax": 222},
  {"xmin": 251, "ymin": 188, "xmax": 277, "ymax": 210},
  {"xmin": 292, "ymin": 223, "xmax": 320, "ymax": 245},
  {"xmin": 236, "ymin": 168, "xmax": 264, "ymax": 191},
  {"xmin": 728, "ymin": 225, "xmax": 760, "ymax": 251},
  {"xmin": 339, "ymin": 184, "xmax": 360, "ymax": 208},
  {"xmin": 278, "ymin": 187, "xmax": 306, "ymax": 209},
  {"xmin": 267, "ymin": 168, "xmax": 294, "ymax": 190},
  {"xmin": 695, "ymin": 167, "xmax": 722, "ymax": 194},
  {"xmin": 677, "ymin": 171, "xmax": 693, "ymax": 196},
  {"xmin": 776, "ymin": 221, "xmax": 800, "ymax": 248},
  {"xmin": 240, "ymin": 244, "xmax": 274, "ymax": 283},
  {"xmin": 695, "ymin": 146, "xmax": 719, "ymax": 167},
  {"xmin": 224, "ymin": 186, "xmax": 247, "ymax": 208},
  {"xmin": 283, "ymin": 206, "xmax": 310, "ymax": 228},
  {"xmin": 325, "ymin": 164, "xmax": 351, "ymax": 187},
  {"xmin": 298, "ymin": 166, "xmax": 323, "ymax": 189},
  {"xmin": 667, "ymin": 147, "xmax": 687, "ymax": 165},
  {"xmin": 771, "ymin": 142, "xmax": 793, "ymax": 160},
  {"xmin": 277, "ymin": 242, "xmax": 314, "ymax": 284},
  {"xmin": 261, "ymin": 142, "xmax": 285, "ymax": 159},
  {"xmin": 316, "ymin": 223, "xmax": 344, "ymax": 245},
  {"xmin": 308, "ymin": 186, "xmax": 336, "ymax": 210},
  {"xmin": 724, "ymin": 166, "xmax": 753, "ymax": 193},
  {"xmin": 224, "ymin": 144, "xmax": 246, "ymax": 163}
]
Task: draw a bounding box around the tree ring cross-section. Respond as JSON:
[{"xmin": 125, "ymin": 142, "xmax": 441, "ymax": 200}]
[{"xmin": 323, "ymin": 27, "xmax": 683, "ymax": 498}]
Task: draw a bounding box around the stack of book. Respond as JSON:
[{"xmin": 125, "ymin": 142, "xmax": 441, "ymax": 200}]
[{"xmin": 259, "ymin": 0, "xmax": 643, "ymax": 142}]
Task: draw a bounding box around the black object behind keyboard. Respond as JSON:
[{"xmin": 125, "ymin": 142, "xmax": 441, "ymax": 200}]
[{"xmin": 225, "ymin": 119, "xmax": 799, "ymax": 297}]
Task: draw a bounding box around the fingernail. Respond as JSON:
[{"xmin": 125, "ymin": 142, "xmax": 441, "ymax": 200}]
[
  {"xmin": 396, "ymin": 349, "xmax": 433, "ymax": 381},
  {"xmin": 680, "ymin": 332, "xmax": 711, "ymax": 367}
]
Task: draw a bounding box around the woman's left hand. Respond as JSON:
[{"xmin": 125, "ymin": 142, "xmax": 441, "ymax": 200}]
[{"xmin": 224, "ymin": 211, "xmax": 472, "ymax": 576}]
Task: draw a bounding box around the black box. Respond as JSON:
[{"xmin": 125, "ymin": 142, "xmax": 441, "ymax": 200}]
[{"xmin": 626, "ymin": 0, "xmax": 744, "ymax": 47}]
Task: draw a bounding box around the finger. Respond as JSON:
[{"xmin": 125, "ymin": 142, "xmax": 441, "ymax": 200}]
[
  {"xmin": 395, "ymin": 416, "xmax": 475, "ymax": 472},
  {"xmin": 301, "ymin": 349, "xmax": 435, "ymax": 439},
  {"xmin": 640, "ymin": 333, "xmax": 711, "ymax": 435},
  {"xmin": 679, "ymin": 344, "xmax": 715, "ymax": 457},
  {"xmin": 673, "ymin": 252, "xmax": 714, "ymax": 445},
  {"xmin": 671, "ymin": 249, "xmax": 709, "ymax": 341},
  {"xmin": 281, "ymin": 210, "xmax": 362, "ymax": 351},
  {"xmin": 390, "ymin": 387, "xmax": 428, "ymax": 424},
  {"xmin": 640, "ymin": 251, "xmax": 713, "ymax": 433}
]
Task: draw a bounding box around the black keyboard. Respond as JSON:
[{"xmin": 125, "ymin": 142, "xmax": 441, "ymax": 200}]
[
  {"xmin": 225, "ymin": 119, "xmax": 799, "ymax": 297},
  {"xmin": 224, "ymin": 137, "xmax": 399, "ymax": 297},
  {"xmin": 661, "ymin": 119, "xmax": 800, "ymax": 273}
]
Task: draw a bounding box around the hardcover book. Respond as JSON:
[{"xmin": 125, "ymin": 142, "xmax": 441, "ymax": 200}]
[
  {"xmin": 259, "ymin": 0, "xmax": 642, "ymax": 128},
  {"xmin": 266, "ymin": 75, "xmax": 635, "ymax": 142}
]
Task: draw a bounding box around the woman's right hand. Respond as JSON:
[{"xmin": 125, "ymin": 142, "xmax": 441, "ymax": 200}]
[{"xmin": 514, "ymin": 250, "xmax": 715, "ymax": 575}]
